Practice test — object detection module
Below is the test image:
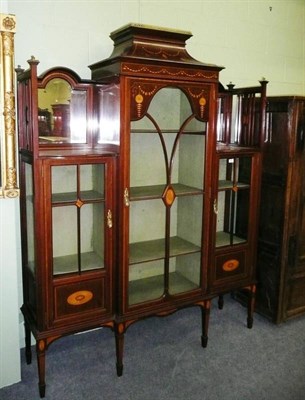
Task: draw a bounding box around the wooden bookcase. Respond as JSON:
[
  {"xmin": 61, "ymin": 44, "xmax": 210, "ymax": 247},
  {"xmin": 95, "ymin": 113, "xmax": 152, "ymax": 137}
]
[{"xmin": 255, "ymin": 96, "xmax": 305, "ymax": 323}]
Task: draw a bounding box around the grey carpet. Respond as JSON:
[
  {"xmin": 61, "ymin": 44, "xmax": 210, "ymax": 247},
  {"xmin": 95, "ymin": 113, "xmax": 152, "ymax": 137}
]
[{"xmin": 1, "ymin": 295, "xmax": 305, "ymax": 400}]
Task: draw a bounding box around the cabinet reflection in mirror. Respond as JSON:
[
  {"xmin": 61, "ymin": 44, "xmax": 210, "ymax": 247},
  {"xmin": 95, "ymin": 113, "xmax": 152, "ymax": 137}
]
[{"xmin": 38, "ymin": 78, "xmax": 87, "ymax": 144}]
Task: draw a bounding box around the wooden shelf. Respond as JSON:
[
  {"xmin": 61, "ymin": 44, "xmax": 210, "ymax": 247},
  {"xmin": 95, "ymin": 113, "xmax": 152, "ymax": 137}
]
[
  {"xmin": 52, "ymin": 190, "xmax": 104, "ymax": 204},
  {"xmin": 218, "ymin": 180, "xmax": 250, "ymax": 190},
  {"xmin": 129, "ymin": 236, "xmax": 201, "ymax": 265},
  {"xmin": 129, "ymin": 271, "xmax": 199, "ymax": 305},
  {"xmin": 130, "ymin": 183, "xmax": 203, "ymax": 201},
  {"xmin": 53, "ymin": 251, "xmax": 104, "ymax": 275},
  {"xmin": 131, "ymin": 129, "xmax": 206, "ymax": 135},
  {"xmin": 216, "ymin": 231, "xmax": 246, "ymax": 247}
]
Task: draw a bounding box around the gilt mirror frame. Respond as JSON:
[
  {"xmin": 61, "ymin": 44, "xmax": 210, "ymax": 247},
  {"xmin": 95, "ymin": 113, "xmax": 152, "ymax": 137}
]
[{"xmin": 0, "ymin": 13, "xmax": 18, "ymax": 198}]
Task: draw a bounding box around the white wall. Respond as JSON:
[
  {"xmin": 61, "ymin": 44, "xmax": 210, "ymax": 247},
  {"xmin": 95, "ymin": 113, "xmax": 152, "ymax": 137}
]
[
  {"xmin": 9, "ymin": 0, "xmax": 305, "ymax": 93},
  {"xmin": 0, "ymin": 200, "xmax": 22, "ymax": 388},
  {"xmin": 0, "ymin": 0, "xmax": 22, "ymax": 389},
  {"xmin": 1, "ymin": 0, "xmax": 305, "ymax": 388}
]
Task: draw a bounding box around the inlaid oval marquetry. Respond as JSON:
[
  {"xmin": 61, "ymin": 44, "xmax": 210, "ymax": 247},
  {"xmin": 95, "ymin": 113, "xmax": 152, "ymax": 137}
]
[
  {"xmin": 67, "ymin": 290, "xmax": 93, "ymax": 306},
  {"xmin": 165, "ymin": 187, "xmax": 175, "ymax": 206},
  {"xmin": 222, "ymin": 259, "xmax": 239, "ymax": 272}
]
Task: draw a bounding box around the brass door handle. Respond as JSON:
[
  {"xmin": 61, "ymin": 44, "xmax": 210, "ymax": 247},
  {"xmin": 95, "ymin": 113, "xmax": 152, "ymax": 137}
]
[
  {"xmin": 213, "ymin": 198, "xmax": 218, "ymax": 215},
  {"xmin": 107, "ymin": 209, "xmax": 113, "ymax": 228},
  {"xmin": 124, "ymin": 188, "xmax": 130, "ymax": 207}
]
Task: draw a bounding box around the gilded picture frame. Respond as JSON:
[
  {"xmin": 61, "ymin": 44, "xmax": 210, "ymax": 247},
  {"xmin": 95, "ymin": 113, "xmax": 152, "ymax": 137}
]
[{"xmin": 0, "ymin": 13, "xmax": 18, "ymax": 198}]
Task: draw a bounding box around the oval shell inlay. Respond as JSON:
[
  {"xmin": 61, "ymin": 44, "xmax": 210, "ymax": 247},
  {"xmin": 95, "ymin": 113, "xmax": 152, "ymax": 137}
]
[
  {"xmin": 67, "ymin": 290, "xmax": 93, "ymax": 306},
  {"xmin": 222, "ymin": 259, "xmax": 239, "ymax": 272}
]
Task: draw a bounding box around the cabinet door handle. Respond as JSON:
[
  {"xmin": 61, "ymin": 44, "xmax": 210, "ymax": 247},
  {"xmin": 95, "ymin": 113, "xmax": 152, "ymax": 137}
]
[
  {"xmin": 107, "ymin": 209, "xmax": 113, "ymax": 228},
  {"xmin": 213, "ymin": 198, "xmax": 218, "ymax": 214},
  {"xmin": 124, "ymin": 188, "xmax": 130, "ymax": 207}
]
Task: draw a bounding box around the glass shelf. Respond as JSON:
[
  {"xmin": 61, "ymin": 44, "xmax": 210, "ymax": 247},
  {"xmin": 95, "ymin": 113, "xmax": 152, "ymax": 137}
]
[
  {"xmin": 129, "ymin": 236, "xmax": 201, "ymax": 265},
  {"xmin": 130, "ymin": 183, "xmax": 203, "ymax": 201},
  {"xmin": 129, "ymin": 271, "xmax": 199, "ymax": 305}
]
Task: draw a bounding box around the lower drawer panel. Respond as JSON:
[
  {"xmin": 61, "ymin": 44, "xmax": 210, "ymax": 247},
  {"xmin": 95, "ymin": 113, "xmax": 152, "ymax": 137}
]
[
  {"xmin": 213, "ymin": 250, "xmax": 247, "ymax": 286},
  {"xmin": 54, "ymin": 278, "xmax": 105, "ymax": 320}
]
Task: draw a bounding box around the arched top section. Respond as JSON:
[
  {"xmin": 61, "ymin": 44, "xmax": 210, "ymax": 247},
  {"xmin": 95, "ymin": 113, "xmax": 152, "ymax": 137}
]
[
  {"xmin": 15, "ymin": 57, "xmax": 92, "ymax": 88},
  {"xmin": 38, "ymin": 66, "xmax": 84, "ymax": 86}
]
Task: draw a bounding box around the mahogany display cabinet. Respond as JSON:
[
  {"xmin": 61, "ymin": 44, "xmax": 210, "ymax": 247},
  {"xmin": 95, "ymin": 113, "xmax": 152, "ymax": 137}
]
[
  {"xmin": 89, "ymin": 24, "xmax": 267, "ymax": 375},
  {"xmin": 17, "ymin": 24, "xmax": 267, "ymax": 397}
]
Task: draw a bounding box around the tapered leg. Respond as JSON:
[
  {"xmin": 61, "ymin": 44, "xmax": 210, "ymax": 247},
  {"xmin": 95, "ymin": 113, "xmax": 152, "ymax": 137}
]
[
  {"xmin": 218, "ymin": 295, "xmax": 224, "ymax": 310},
  {"xmin": 115, "ymin": 323, "xmax": 125, "ymax": 376},
  {"xmin": 36, "ymin": 339, "xmax": 46, "ymax": 398},
  {"xmin": 247, "ymin": 285, "xmax": 256, "ymax": 329},
  {"xmin": 24, "ymin": 322, "xmax": 32, "ymax": 364},
  {"xmin": 201, "ymin": 300, "xmax": 211, "ymax": 348}
]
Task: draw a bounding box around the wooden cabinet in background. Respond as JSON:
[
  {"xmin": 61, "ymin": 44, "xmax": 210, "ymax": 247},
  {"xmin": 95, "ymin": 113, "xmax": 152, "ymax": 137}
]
[{"xmin": 255, "ymin": 96, "xmax": 305, "ymax": 323}]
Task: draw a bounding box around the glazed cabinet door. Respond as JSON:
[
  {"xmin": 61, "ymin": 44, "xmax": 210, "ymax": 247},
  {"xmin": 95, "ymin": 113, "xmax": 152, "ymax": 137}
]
[
  {"xmin": 19, "ymin": 158, "xmax": 40, "ymax": 325},
  {"xmin": 120, "ymin": 79, "xmax": 214, "ymax": 313},
  {"xmin": 211, "ymin": 150, "xmax": 261, "ymax": 291},
  {"xmin": 43, "ymin": 156, "xmax": 115, "ymax": 328}
]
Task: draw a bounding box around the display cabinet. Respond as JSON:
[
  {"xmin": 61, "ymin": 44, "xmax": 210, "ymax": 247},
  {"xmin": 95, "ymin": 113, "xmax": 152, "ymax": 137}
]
[
  {"xmin": 89, "ymin": 24, "xmax": 221, "ymax": 374},
  {"xmin": 89, "ymin": 24, "xmax": 266, "ymax": 375},
  {"xmin": 17, "ymin": 24, "xmax": 267, "ymax": 397},
  {"xmin": 17, "ymin": 62, "xmax": 117, "ymax": 398}
]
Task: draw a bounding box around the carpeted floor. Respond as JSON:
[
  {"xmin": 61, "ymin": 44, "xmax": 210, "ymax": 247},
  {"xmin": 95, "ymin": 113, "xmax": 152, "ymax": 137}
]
[{"xmin": 1, "ymin": 295, "xmax": 305, "ymax": 400}]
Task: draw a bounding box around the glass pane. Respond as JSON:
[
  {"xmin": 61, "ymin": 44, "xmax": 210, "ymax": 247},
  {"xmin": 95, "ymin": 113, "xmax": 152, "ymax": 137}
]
[
  {"xmin": 216, "ymin": 157, "xmax": 251, "ymax": 247},
  {"xmin": 175, "ymin": 195, "xmax": 203, "ymax": 247},
  {"xmin": 175, "ymin": 131, "xmax": 205, "ymax": 191},
  {"xmin": 129, "ymin": 260, "xmax": 165, "ymax": 305},
  {"xmin": 129, "ymin": 199, "xmax": 166, "ymax": 244},
  {"xmin": 129, "ymin": 199, "xmax": 166, "ymax": 304},
  {"xmin": 168, "ymin": 195, "xmax": 202, "ymax": 294},
  {"xmin": 128, "ymin": 86, "xmax": 206, "ymax": 304},
  {"xmin": 53, "ymin": 205, "xmax": 78, "ymax": 274},
  {"xmin": 52, "ymin": 165, "xmax": 77, "ymax": 202},
  {"xmin": 52, "ymin": 163, "xmax": 106, "ymax": 275},
  {"xmin": 25, "ymin": 163, "xmax": 35, "ymax": 273},
  {"xmin": 80, "ymin": 203, "xmax": 104, "ymax": 271},
  {"xmin": 70, "ymin": 90, "xmax": 87, "ymax": 143},
  {"xmin": 97, "ymin": 84, "xmax": 120, "ymax": 144},
  {"xmin": 169, "ymin": 253, "xmax": 201, "ymax": 295},
  {"xmin": 79, "ymin": 164, "xmax": 104, "ymax": 200},
  {"xmin": 38, "ymin": 78, "xmax": 87, "ymax": 144},
  {"xmin": 130, "ymin": 125, "xmax": 167, "ymax": 189}
]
